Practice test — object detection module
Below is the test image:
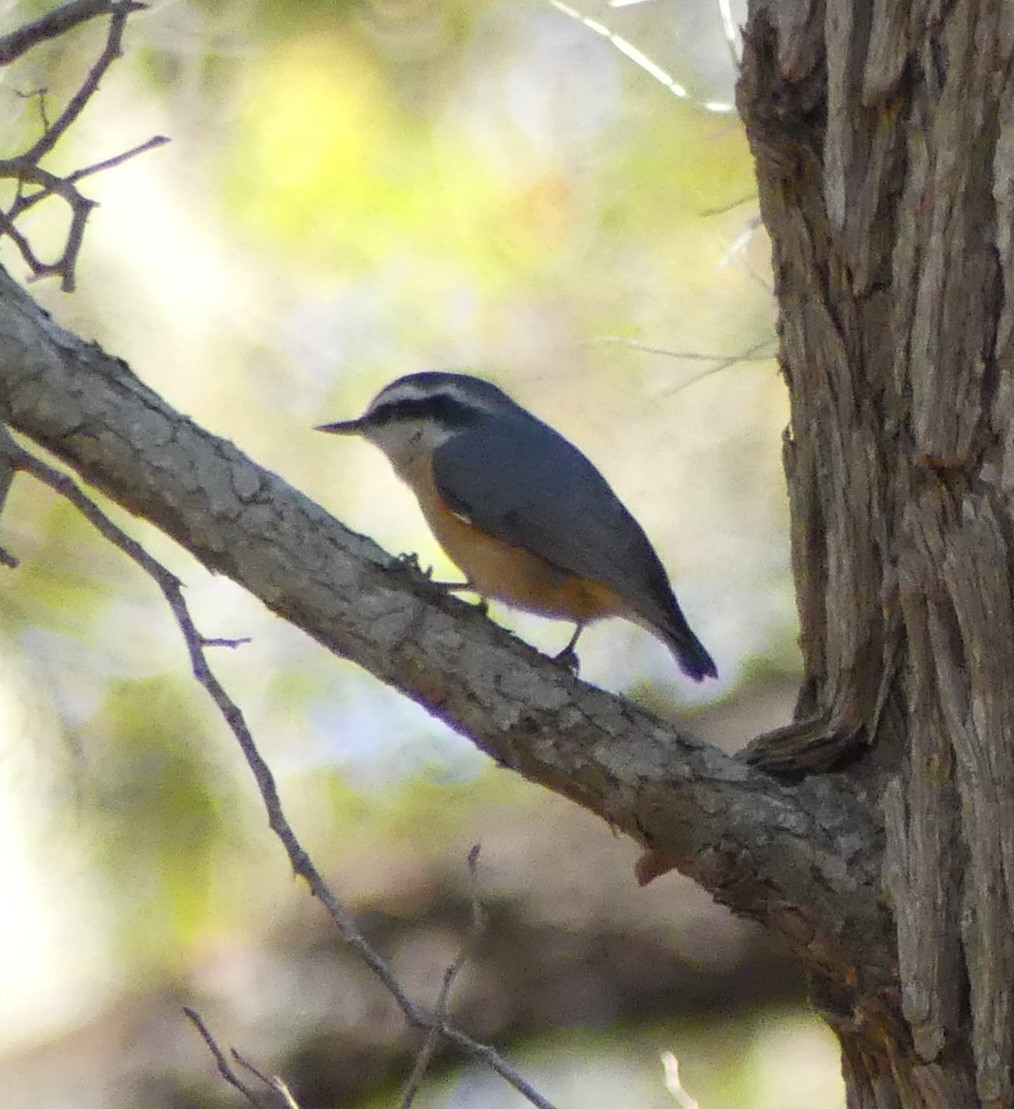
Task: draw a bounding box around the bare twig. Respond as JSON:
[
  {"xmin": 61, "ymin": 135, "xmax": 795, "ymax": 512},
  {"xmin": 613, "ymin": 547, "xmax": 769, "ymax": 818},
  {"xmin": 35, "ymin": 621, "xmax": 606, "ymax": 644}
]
[
  {"xmin": 592, "ymin": 334, "xmax": 777, "ymax": 395},
  {"xmin": 700, "ymin": 192, "xmax": 757, "ymax": 217},
  {"xmin": 0, "ymin": 205, "xmax": 62, "ymax": 279},
  {"xmin": 661, "ymin": 1050, "xmax": 700, "ymax": 1108},
  {"xmin": 0, "ymin": 178, "xmax": 95, "ymax": 290},
  {"xmin": 715, "ymin": 0, "xmax": 741, "ymax": 71},
  {"xmin": 2, "ymin": 137, "xmax": 168, "ymax": 220},
  {"xmin": 24, "ymin": 1, "xmax": 145, "ymax": 163},
  {"xmin": 547, "ymin": 0, "xmax": 736, "ymax": 113},
  {"xmin": 718, "ymin": 216, "xmax": 765, "ymax": 272},
  {"xmin": 183, "ymin": 1008, "xmax": 292, "ymax": 1109},
  {"xmin": 66, "ymin": 134, "xmax": 170, "ymax": 183},
  {"xmin": 233, "ymin": 1051, "xmax": 302, "ymax": 1109},
  {"xmin": 0, "ymin": 0, "xmax": 163, "ymax": 290},
  {"xmin": 401, "ymin": 843, "xmax": 487, "ymax": 1108},
  {"xmin": 1, "ymin": 438, "xmax": 557, "ymax": 1109},
  {"xmin": 16, "ymin": 87, "xmax": 51, "ymax": 132},
  {"xmin": 0, "ymin": 136, "xmax": 168, "ymax": 291},
  {"xmin": 0, "ymin": 426, "xmax": 19, "ymax": 567},
  {"xmin": 659, "ymin": 336, "xmax": 777, "ymax": 392},
  {"xmin": 0, "ymin": 0, "xmax": 123, "ymax": 65},
  {"xmin": 593, "ymin": 335, "xmax": 775, "ymax": 363}
]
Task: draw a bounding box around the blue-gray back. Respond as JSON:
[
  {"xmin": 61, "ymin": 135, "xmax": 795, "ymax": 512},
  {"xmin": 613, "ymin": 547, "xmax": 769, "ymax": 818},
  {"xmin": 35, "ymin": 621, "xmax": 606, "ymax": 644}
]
[{"xmin": 431, "ymin": 414, "xmax": 675, "ymax": 620}]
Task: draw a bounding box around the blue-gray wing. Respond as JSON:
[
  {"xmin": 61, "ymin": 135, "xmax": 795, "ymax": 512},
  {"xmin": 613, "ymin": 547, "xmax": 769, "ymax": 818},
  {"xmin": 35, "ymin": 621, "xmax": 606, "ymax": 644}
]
[
  {"xmin": 432, "ymin": 416, "xmax": 718, "ymax": 681},
  {"xmin": 431, "ymin": 417, "xmax": 673, "ymax": 611}
]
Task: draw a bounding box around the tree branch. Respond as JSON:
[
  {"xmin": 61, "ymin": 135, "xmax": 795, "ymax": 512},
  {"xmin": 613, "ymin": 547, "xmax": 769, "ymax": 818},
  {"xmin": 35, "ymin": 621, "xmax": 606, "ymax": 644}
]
[
  {"xmin": 401, "ymin": 844, "xmax": 486, "ymax": 1108},
  {"xmin": 184, "ymin": 1008, "xmax": 299, "ymax": 1109},
  {"xmin": 0, "ymin": 0, "xmax": 127, "ymax": 65},
  {"xmin": 20, "ymin": 0, "xmax": 144, "ymax": 163},
  {"xmin": 0, "ymin": 260, "xmax": 894, "ymax": 1009},
  {"xmin": 0, "ymin": 1, "xmax": 164, "ymax": 290}
]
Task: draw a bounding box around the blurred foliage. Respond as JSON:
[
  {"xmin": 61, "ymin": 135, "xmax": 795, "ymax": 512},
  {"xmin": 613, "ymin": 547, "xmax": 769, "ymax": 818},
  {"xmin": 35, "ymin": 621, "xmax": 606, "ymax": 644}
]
[
  {"xmin": 2, "ymin": 492, "xmax": 110, "ymax": 635},
  {"xmin": 81, "ymin": 676, "xmax": 230, "ymax": 962}
]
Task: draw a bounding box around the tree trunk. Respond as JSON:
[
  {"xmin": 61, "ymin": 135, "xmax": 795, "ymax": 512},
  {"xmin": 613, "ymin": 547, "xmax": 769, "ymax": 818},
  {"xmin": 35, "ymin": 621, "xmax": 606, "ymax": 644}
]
[{"xmin": 738, "ymin": 0, "xmax": 1014, "ymax": 1104}]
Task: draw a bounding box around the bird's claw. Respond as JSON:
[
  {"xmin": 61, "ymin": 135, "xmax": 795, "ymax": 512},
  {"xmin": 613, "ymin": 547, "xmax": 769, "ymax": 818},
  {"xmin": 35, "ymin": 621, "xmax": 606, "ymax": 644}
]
[
  {"xmin": 434, "ymin": 579, "xmax": 487, "ymax": 613},
  {"xmin": 395, "ymin": 552, "xmax": 427, "ymax": 575}
]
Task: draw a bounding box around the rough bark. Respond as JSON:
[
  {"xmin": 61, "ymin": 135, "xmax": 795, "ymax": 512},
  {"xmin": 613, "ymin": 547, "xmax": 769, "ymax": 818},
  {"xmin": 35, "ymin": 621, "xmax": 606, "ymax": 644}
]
[{"xmin": 738, "ymin": 0, "xmax": 1014, "ymax": 1103}]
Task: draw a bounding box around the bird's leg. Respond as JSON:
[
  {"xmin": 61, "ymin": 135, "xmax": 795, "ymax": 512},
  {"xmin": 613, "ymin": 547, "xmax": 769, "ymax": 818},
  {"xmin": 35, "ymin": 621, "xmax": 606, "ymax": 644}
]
[
  {"xmin": 554, "ymin": 624, "xmax": 583, "ymax": 673},
  {"xmin": 437, "ymin": 578, "xmax": 489, "ymax": 615},
  {"xmin": 395, "ymin": 553, "xmax": 467, "ymax": 588},
  {"xmin": 434, "ymin": 576, "xmax": 474, "ymax": 590},
  {"xmin": 396, "ymin": 556, "xmax": 489, "ymax": 614}
]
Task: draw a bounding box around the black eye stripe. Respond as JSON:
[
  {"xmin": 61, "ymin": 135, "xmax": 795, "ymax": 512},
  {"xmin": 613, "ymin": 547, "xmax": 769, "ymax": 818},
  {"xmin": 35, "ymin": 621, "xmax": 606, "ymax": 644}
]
[{"xmin": 369, "ymin": 395, "xmax": 486, "ymax": 430}]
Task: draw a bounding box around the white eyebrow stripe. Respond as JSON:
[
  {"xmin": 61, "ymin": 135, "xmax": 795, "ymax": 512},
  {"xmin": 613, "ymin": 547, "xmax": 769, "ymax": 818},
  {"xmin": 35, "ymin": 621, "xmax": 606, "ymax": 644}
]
[{"xmin": 368, "ymin": 381, "xmax": 507, "ymax": 416}]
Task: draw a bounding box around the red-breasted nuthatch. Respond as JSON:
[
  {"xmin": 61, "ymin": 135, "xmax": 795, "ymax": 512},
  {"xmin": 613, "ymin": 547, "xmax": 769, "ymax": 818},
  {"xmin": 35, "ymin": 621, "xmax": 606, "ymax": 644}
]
[{"xmin": 317, "ymin": 372, "xmax": 717, "ymax": 680}]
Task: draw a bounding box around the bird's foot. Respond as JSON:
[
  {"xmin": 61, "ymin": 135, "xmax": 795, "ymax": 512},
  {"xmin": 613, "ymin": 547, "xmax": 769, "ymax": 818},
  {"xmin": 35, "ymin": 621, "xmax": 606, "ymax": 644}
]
[
  {"xmin": 434, "ymin": 577, "xmax": 473, "ymax": 592},
  {"xmin": 553, "ymin": 645, "xmax": 581, "ymax": 674},
  {"xmin": 434, "ymin": 579, "xmax": 487, "ymax": 613},
  {"xmin": 395, "ymin": 558, "xmax": 486, "ymax": 610},
  {"xmin": 395, "ymin": 552, "xmax": 426, "ymax": 575}
]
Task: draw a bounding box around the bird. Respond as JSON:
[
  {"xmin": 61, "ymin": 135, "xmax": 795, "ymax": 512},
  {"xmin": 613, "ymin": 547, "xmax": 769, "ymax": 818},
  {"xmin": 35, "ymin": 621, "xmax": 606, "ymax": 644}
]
[{"xmin": 316, "ymin": 371, "xmax": 717, "ymax": 681}]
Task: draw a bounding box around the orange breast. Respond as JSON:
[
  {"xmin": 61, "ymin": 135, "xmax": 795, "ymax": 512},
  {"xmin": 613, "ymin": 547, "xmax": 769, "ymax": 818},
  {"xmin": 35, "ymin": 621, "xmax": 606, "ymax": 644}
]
[{"xmin": 399, "ymin": 453, "xmax": 626, "ymax": 622}]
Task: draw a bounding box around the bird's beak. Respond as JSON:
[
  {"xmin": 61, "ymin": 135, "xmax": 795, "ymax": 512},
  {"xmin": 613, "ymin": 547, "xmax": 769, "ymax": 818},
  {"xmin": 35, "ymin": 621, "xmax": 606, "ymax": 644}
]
[{"xmin": 315, "ymin": 418, "xmax": 366, "ymax": 436}]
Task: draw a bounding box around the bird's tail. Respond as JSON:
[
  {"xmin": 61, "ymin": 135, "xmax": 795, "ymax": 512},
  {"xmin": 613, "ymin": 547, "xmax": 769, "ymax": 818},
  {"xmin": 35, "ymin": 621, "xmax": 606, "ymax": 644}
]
[{"xmin": 661, "ymin": 611, "xmax": 717, "ymax": 682}]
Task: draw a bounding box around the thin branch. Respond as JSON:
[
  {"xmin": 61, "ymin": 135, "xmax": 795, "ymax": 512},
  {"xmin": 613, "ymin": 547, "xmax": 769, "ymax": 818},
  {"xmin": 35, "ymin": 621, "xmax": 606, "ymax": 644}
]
[
  {"xmin": 0, "ymin": 179, "xmax": 97, "ymax": 290},
  {"xmin": 0, "ymin": 427, "xmax": 19, "ymax": 567},
  {"xmin": 0, "ymin": 0, "xmax": 123, "ymax": 65},
  {"xmin": 700, "ymin": 192, "xmax": 757, "ymax": 217},
  {"xmin": 0, "ymin": 0, "xmax": 160, "ymax": 289},
  {"xmin": 593, "ymin": 335, "xmax": 775, "ymax": 363},
  {"xmin": 0, "ymin": 208, "xmax": 55, "ymax": 284},
  {"xmin": 660, "ymin": 336, "xmax": 777, "ymax": 393},
  {"xmin": 24, "ymin": 1, "xmax": 145, "ymax": 164},
  {"xmin": 202, "ymin": 635, "xmax": 253, "ymax": 648},
  {"xmin": 0, "ymin": 146, "xmax": 127, "ymax": 290},
  {"xmin": 592, "ymin": 334, "xmax": 777, "ymax": 395},
  {"xmin": 1, "ymin": 158, "xmax": 79, "ymax": 205},
  {"xmin": 232, "ymin": 1051, "xmax": 302, "ymax": 1109},
  {"xmin": 401, "ymin": 843, "xmax": 487, "ymax": 1108},
  {"xmin": 183, "ymin": 1008, "xmax": 289, "ymax": 1109},
  {"xmin": 16, "ymin": 87, "xmax": 52, "ymax": 133},
  {"xmin": 66, "ymin": 134, "xmax": 171, "ymax": 183},
  {"xmin": 0, "ymin": 437, "xmax": 558, "ymax": 1109},
  {"xmin": 547, "ymin": 0, "xmax": 736, "ymax": 113},
  {"xmin": 47, "ymin": 188, "xmax": 92, "ymax": 291},
  {"xmin": 718, "ymin": 216, "xmax": 765, "ymax": 272},
  {"xmin": 715, "ymin": 0, "xmax": 742, "ymax": 71},
  {"xmin": 0, "ymin": 134, "xmax": 168, "ymax": 290},
  {"xmin": 661, "ymin": 1050, "xmax": 700, "ymax": 1109}
]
